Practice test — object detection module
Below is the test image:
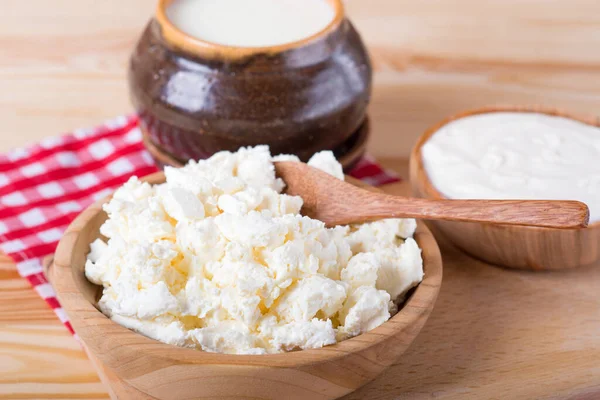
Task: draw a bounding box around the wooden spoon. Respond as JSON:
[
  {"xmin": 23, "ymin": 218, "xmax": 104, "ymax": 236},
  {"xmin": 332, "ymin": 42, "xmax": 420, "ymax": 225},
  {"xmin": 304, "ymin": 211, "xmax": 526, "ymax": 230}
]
[{"xmin": 274, "ymin": 161, "xmax": 590, "ymax": 229}]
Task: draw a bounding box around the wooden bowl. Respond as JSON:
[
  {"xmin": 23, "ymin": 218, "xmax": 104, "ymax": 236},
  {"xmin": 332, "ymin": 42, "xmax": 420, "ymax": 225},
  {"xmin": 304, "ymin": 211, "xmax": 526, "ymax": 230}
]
[
  {"xmin": 128, "ymin": 0, "xmax": 372, "ymax": 163},
  {"xmin": 410, "ymin": 105, "xmax": 600, "ymax": 270},
  {"xmin": 50, "ymin": 172, "xmax": 442, "ymax": 400},
  {"xmin": 144, "ymin": 116, "xmax": 371, "ymax": 171}
]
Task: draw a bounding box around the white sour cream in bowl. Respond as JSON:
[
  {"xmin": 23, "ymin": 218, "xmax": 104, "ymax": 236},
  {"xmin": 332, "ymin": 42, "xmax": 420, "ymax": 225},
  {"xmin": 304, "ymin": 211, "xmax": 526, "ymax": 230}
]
[{"xmin": 421, "ymin": 112, "xmax": 600, "ymax": 223}]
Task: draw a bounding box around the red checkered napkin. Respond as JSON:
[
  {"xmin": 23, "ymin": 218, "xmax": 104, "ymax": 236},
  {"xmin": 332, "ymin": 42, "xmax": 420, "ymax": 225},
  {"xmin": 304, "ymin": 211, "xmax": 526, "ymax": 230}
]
[{"xmin": 0, "ymin": 115, "xmax": 400, "ymax": 335}]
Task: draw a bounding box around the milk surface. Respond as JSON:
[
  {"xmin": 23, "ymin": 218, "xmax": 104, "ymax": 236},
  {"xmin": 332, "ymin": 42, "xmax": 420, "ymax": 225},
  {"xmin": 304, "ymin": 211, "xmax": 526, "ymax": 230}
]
[
  {"xmin": 166, "ymin": 0, "xmax": 335, "ymax": 47},
  {"xmin": 422, "ymin": 112, "xmax": 600, "ymax": 222}
]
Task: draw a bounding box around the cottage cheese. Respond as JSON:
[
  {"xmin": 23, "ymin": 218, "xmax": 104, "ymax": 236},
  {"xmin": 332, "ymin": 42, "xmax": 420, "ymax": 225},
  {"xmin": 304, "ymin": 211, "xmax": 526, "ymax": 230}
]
[{"xmin": 85, "ymin": 146, "xmax": 423, "ymax": 354}]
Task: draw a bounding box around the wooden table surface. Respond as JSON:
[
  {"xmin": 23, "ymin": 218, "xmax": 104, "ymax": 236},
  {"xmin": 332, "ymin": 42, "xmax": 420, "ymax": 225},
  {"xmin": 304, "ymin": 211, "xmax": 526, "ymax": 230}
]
[{"xmin": 1, "ymin": 0, "xmax": 600, "ymax": 399}]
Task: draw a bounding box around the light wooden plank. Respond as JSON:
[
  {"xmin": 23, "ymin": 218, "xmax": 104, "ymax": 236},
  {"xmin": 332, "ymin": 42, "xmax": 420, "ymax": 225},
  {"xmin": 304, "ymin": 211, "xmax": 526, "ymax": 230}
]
[{"xmin": 1, "ymin": 0, "xmax": 600, "ymax": 398}]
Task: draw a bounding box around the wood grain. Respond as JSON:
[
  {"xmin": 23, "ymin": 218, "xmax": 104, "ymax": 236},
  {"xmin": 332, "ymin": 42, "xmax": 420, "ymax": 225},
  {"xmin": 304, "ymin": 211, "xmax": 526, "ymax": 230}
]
[
  {"xmin": 410, "ymin": 106, "xmax": 600, "ymax": 270},
  {"xmin": 276, "ymin": 161, "xmax": 590, "ymax": 228},
  {"xmin": 2, "ymin": 0, "xmax": 600, "ymax": 398},
  {"xmin": 0, "ymin": 254, "xmax": 108, "ymax": 399},
  {"xmin": 49, "ymin": 173, "xmax": 442, "ymax": 400}
]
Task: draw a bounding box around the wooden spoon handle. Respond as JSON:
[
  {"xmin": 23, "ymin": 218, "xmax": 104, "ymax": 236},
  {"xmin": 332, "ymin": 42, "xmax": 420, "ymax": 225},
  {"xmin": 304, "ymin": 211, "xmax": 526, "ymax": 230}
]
[{"xmin": 365, "ymin": 196, "xmax": 590, "ymax": 228}]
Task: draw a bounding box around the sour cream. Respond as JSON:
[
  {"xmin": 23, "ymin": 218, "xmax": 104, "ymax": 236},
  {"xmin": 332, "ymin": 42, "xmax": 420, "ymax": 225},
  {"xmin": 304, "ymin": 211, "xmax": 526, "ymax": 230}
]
[{"xmin": 421, "ymin": 112, "xmax": 600, "ymax": 223}]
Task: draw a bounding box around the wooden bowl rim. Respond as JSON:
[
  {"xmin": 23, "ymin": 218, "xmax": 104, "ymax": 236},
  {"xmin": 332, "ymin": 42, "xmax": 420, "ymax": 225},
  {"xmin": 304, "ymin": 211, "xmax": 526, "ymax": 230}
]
[
  {"xmin": 410, "ymin": 105, "xmax": 600, "ymax": 230},
  {"xmin": 53, "ymin": 171, "xmax": 442, "ymax": 370},
  {"xmin": 142, "ymin": 116, "xmax": 371, "ymax": 171},
  {"xmin": 155, "ymin": 0, "xmax": 345, "ymax": 61}
]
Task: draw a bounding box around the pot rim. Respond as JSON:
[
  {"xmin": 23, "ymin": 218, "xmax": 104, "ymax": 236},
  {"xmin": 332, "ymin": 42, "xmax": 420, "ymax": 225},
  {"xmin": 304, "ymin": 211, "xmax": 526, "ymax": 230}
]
[{"xmin": 155, "ymin": 0, "xmax": 345, "ymax": 60}]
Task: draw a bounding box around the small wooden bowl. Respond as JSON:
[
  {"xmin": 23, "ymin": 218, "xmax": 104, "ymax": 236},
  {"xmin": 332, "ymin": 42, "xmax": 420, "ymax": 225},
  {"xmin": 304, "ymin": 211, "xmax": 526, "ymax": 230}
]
[
  {"xmin": 410, "ymin": 106, "xmax": 600, "ymax": 270},
  {"xmin": 129, "ymin": 0, "xmax": 372, "ymax": 163},
  {"xmin": 144, "ymin": 116, "xmax": 371, "ymax": 171},
  {"xmin": 50, "ymin": 172, "xmax": 441, "ymax": 400}
]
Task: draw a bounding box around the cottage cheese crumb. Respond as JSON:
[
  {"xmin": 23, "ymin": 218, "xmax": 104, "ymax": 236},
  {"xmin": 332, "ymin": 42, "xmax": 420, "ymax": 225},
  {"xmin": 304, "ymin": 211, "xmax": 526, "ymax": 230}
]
[
  {"xmin": 307, "ymin": 151, "xmax": 345, "ymax": 180},
  {"xmin": 85, "ymin": 146, "xmax": 423, "ymax": 354}
]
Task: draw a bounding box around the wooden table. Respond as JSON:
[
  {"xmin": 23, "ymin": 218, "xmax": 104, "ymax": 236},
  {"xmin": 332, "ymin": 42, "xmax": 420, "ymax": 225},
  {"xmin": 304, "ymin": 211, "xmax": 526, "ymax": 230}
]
[{"xmin": 1, "ymin": 1, "xmax": 599, "ymax": 399}]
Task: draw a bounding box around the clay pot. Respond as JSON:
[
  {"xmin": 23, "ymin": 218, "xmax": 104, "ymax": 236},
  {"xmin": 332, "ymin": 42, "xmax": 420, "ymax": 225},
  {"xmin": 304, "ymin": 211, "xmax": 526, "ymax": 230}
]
[{"xmin": 128, "ymin": 0, "xmax": 372, "ymax": 163}]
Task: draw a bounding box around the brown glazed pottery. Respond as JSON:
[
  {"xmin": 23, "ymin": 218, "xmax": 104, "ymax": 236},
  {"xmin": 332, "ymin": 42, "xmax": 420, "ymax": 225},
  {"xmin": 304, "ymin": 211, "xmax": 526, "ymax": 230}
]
[
  {"xmin": 410, "ymin": 105, "xmax": 600, "ymax": 271},
  {"xmin": 144, "ymin": 116, "xmax": 371, "ymax": 171},
  {"xmin": 128, "ymin": 0, "xmax": 372, "ymax": 163}
]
